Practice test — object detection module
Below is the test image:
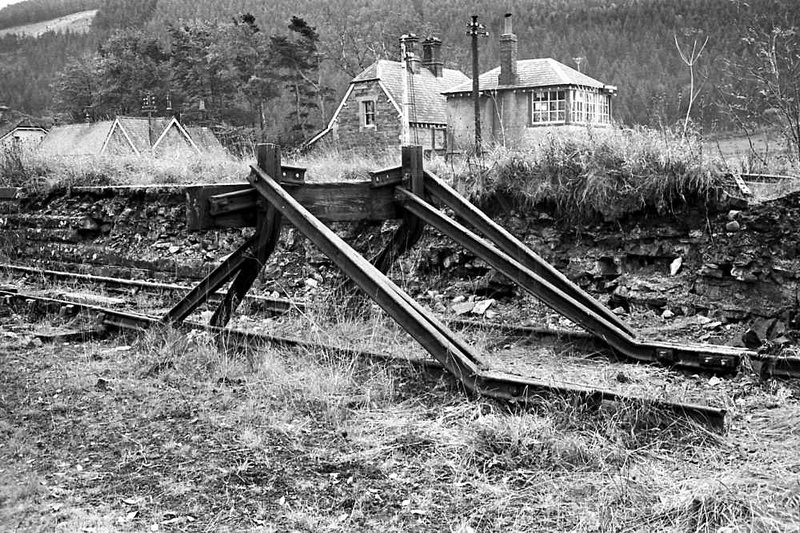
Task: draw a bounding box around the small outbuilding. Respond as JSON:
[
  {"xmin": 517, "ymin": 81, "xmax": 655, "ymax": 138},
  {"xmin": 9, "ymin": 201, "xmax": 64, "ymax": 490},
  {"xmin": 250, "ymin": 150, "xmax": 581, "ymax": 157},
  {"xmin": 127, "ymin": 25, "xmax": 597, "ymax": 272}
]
[
  {"xmin": 444, "ymin": 14, "xmax": 617, "ymax": 152},
  {"xmin": 38, "ymin": 116, "xmax": 225, "ymax": 157},
  {"xmin": 307, "ymin": 36, "xmax": 470, "ymax": 154},
  {"xmin": 0, "ymin": 118, "xmax": 49, "ymax": 151}
]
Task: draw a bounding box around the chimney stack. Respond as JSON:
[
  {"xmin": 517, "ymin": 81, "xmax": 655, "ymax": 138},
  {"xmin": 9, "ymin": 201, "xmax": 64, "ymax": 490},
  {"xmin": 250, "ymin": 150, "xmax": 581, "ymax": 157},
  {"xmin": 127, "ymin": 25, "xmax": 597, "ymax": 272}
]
[
  {"xmin": 498, "ymin": 13, "xmax": 518, "ymax": 86},
  {"xmin": 422, "ymin": 37, "xmax": 443, "ymax": 77},
  {"xmin": 399, "ymin": 34, "xmax": 421, "ymax": 74}
]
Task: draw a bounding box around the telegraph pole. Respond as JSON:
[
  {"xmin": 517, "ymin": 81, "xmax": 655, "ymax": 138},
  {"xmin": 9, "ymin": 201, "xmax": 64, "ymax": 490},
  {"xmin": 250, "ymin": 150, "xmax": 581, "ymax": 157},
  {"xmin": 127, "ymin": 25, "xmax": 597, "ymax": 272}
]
[
  {"xmin": 141, "ymin": 93, "xmax": 157, "ymax": 147},
  {"xmin": 466, "ymin": 15, "xmax": 488, "ymax": 155},
  {"xmin": 400, "ymin": 36, "xmax": 412, "ymax": 146}
]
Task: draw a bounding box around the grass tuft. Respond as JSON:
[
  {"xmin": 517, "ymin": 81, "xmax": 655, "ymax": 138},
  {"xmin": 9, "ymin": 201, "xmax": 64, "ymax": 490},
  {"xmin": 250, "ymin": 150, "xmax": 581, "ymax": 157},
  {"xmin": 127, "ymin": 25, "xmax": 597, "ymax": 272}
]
[{"xmin": 448, "ymin": 126, "xmax": 727, "ymax": 222}]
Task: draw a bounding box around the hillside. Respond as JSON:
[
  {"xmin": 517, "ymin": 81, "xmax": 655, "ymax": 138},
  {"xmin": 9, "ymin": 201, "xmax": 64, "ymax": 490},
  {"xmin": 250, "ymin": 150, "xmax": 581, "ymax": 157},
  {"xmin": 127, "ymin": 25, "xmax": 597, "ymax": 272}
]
[
  {"xmin": 0, "ymin": 0, "xmax": 98, "ymax": 30},
  {"xmin": 0, "ymin": 0, "xmax": 798, "ymax": 139},
  {"xmin": 0, "ymin": 8, "xmax": 96, "ymax": 37}
]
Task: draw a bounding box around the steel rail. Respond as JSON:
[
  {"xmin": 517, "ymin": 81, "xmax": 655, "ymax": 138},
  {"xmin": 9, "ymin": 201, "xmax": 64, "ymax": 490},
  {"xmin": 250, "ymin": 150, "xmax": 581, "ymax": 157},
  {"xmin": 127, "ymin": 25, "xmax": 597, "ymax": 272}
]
[
  {"xmin": 0, "ymin": 288, "xmax": 728, "ymax": 429},
  {"xmin": 247, "ymin": 164, "xmax": 484, "ymax": 386},
  {"xmin": 244, "ymin": 166, "xmax": 729, "ymax": 429},
  {"xmin": 0, "ymin": 263, "xmax": 298, "ymax": 313},
  {"xmin": 161, "ymin": 235, "xmax": 260, "ymax": 324},
  {"xmin": 0, "ymin": 289, "xmax": 436, "ymax": 367},
  {"xmin": 0, "ymin": 263, "xmax": 623, "ymax": 356},
  {"xmin": 397, "ymin": 187, "xmax": 750, "ymax": 373},
  {"xmin": 423, "ymin": 170, "xmax": 635, "ymax": 337}
]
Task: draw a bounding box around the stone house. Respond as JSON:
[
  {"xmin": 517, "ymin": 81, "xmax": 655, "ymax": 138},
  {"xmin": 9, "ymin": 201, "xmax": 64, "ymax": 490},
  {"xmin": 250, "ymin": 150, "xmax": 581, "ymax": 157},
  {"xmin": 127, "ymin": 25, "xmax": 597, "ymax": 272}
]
[
  {"xmin": 443, "ymin": 14, "xmax": 617, "ymax": 152},
  {"xmin": 307, "ymin": 36, "xmax": 469, "ymax": 153}
]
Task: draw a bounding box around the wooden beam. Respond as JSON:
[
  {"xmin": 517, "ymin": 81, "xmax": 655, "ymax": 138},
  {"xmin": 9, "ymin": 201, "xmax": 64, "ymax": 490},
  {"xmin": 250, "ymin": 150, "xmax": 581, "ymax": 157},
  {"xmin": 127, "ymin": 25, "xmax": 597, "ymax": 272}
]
[
  {"xmin": 210, "ymin": 144, "xmax": 283, "ymax": 328},
  {"xmin": 161, "ymin": 235, "xmax": 257, "ymax": 324},
  {"xmin": 187, "ymin": 181, "xmax": 403, "ymax": 231},
  {"xmin": 371, "ymin": 147, "xmax": 425, "ymax": 274}
]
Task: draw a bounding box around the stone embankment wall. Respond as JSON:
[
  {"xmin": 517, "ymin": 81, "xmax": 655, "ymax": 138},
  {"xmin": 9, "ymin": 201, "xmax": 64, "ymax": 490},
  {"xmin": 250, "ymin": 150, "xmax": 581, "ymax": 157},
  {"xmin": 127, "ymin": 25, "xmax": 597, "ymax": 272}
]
[
  {"xmin": 0, "ymin": 185, "xmax": 243, "ymax": 281},
  {"xmin": 2, "ymin": 184, "xmax": 799, "ymax": 331},
  {"xmin": 419, "ymin": 191, "xmax": 800, "ymax": 327}
]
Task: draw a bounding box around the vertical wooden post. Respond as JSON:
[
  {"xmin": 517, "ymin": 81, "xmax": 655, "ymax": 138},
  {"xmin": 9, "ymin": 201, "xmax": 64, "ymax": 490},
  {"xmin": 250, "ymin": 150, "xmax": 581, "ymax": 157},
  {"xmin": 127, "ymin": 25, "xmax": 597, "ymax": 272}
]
[
  {"xmin": 402, "ymin": 145, "xmax": 424, "ymax": 198},
  {"xmin": 466, "ymin": 16, "xmax": 487, "ymax": 155},
  {"xmin": 369, "ymin": 146, "xmax": 425, "ymax": 275},
  {"xmin": 210, "ymin": 143, "xmax": 283, "ymax": 328},
  {"xmin": 400, "ymin": 145, "xmax": 425, "ymax": 263}
]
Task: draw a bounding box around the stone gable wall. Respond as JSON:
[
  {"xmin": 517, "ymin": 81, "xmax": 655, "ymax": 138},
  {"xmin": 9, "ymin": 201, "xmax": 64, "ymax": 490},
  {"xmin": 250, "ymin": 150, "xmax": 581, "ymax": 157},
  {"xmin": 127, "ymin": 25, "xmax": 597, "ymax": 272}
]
[{"xmin": 333, "ymin": 81, "xmax": 401, "ymax": 152}]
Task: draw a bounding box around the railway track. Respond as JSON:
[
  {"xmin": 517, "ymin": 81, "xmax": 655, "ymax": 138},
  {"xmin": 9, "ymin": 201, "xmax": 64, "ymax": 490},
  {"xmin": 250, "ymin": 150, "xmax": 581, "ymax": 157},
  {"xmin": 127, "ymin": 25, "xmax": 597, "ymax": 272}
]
[
  {"xmin": 0, "ymin": 287, "xmax": 731, "ymax": 430},
  {"xmin": 0, "ymin": 262, "xmax": 300, "ymax": 314},
  {"xmin": 3, "ymin": 261, "xmax": 798, "ymax": 381},
  {"xmin": 4, "ymin": 145, "xmax": 798, "ymax": 434}
]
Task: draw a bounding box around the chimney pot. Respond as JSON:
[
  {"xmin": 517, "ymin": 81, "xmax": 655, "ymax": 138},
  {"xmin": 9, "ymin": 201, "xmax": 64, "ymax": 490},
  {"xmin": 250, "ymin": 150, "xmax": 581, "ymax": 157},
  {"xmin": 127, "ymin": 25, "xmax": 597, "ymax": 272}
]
[
  {"xmin": 399, "ymin": 34, "xmax": 421, "ymax": 74},
  {"xmin": 499, "ymin": 14, "xmax": 518, "ymax": 86},
  {"xmin": 422, "ymin": 36, "xmax": 444, "ymax": 77},
  {"xmin": 503, "ymin": 13, "xmax": 513, "ymax": 35}
]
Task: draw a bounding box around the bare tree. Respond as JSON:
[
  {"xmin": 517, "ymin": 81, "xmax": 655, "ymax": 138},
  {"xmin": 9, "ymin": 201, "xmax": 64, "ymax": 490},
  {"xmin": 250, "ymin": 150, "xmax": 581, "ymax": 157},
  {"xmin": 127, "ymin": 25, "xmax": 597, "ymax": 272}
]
[
  {"xmin": 674, "ymin": 32, "xmax": 709, "ymax": 136},
  {"xmin": 723, "ymin": 26, "xmax": 800, "ymax": 162}
]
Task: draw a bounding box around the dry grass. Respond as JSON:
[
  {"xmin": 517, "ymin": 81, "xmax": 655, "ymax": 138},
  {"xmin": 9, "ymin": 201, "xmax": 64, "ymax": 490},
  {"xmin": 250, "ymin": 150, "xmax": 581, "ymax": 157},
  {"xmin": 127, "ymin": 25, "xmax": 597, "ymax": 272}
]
[
  {"xmin": 441, "ymin": 126, "xmax": 729, "ymax": 222},
  {"xmin": 0, "ymin": 144, "xmax": 400, "ymax": 191},
  {"xmin": 0, "ymin": 147, "xmax": 248, "ymax": 189},
  {"xmin": 290, "ymin": 147, "xmax": 399, "ymax": 183},
  {"xmin": 2, "ymin": 298, "xmax": 800, "ymax": 531}
]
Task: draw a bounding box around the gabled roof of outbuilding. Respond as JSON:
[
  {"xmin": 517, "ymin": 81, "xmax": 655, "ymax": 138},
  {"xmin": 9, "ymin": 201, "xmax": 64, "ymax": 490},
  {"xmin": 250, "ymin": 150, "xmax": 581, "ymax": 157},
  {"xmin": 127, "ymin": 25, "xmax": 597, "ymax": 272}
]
[
  {"xmin": 0, "ymin": 117, "xmax": 49, "ymax": 141},
  {"xmin": 443, "ymin": 58, "xmax": 609, "ymax": 95},
  {"xmin": 38, "ymin": 122, "xmax": 117, "ymax": 155},
  {"xmin": 354, "ymin": 59, "xmax": 469, "ymax": 124}
]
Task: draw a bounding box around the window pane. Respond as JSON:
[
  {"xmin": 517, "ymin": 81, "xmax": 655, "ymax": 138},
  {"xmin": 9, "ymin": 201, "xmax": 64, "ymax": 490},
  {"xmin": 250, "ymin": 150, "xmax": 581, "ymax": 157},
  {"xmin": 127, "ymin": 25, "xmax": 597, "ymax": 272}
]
[{"xmin": 530, "ymin": 90, "xmax": 567, "ymax": 124}]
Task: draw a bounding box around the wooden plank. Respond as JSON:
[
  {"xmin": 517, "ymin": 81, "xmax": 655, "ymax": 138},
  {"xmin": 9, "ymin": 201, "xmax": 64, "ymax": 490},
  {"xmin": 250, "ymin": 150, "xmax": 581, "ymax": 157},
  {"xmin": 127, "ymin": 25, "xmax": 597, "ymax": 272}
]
[
  {"xmin": 187, "ymin": 181, "xmax": 402, "ymax": 231},
  {"xmin": 287, "ymin": 182, "xmax": 402, "ymax": 222}
]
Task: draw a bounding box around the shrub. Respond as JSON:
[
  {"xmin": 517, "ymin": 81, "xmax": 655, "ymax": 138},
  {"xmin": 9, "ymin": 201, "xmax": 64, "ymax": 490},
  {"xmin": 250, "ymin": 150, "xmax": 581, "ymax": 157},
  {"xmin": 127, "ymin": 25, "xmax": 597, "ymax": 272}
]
[{"xmin": 453, "ymin": 126, "xmax": 727, "ymax": 222}]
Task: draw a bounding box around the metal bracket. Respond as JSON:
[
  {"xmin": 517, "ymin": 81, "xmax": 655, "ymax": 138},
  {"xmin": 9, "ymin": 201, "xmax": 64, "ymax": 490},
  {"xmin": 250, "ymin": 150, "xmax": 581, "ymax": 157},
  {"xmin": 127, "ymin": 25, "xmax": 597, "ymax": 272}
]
[
  {"xmin": 656, "ymin": 348, "xmax": 676, "ymax": 364},
  {"xmin": 370, "ymin": 165, "xmax": 403, "ymax": 188},
  {"xmin": 281, "ymin": 165, "xmax": 306, "ymax": 185}
]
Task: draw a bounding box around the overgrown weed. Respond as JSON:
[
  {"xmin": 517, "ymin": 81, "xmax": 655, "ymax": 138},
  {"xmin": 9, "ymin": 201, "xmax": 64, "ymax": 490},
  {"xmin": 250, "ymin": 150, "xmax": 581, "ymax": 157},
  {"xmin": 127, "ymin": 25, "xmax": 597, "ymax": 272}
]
[
  {"xmin": 449, "ymin": 126, "xmax": 726, "ymax": 223},
  {"xmin": 13, "ymin": 152, "xmax": 248, "ymax": 190},
  {"xmin": 290, "ymin": 146, "xmax": 397, "ymax": 183}
]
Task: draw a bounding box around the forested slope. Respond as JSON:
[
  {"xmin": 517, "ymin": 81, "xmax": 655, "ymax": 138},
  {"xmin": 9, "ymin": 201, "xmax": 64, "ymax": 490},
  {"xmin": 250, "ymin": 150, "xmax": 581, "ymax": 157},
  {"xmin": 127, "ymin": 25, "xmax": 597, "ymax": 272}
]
[{"xmin": 0, "ymin": 0, "xmax": 797, "ymax": 143}]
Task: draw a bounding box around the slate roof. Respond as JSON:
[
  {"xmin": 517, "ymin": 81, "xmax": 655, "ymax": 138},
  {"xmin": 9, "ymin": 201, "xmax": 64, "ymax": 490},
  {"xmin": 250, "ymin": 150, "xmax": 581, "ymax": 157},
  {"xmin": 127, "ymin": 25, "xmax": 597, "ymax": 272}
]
[
  {"xmin": 443, "ymin": 58, "xmax": 609, "ymax": 95},
  {"xmin": 0, "ymin": 117, "xmax": 49, "ymax": 140},
  {"xmin": 353, "ymin": 59, "xmax": 469, "ymax": 125},
  {"xmin": 38, "ymin": 122, "xmax": 116, "ymax": 155},
  {"xmin": 186, "ymin": 126, "xmax": 226, "ymax": 155},
  {"xmin": 38, "ymin": 117, "xmax": 225, "ymax": 157},
  {"xmin": 117, "ymin": 117, "xmax": 172, "ymax": 152}
]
